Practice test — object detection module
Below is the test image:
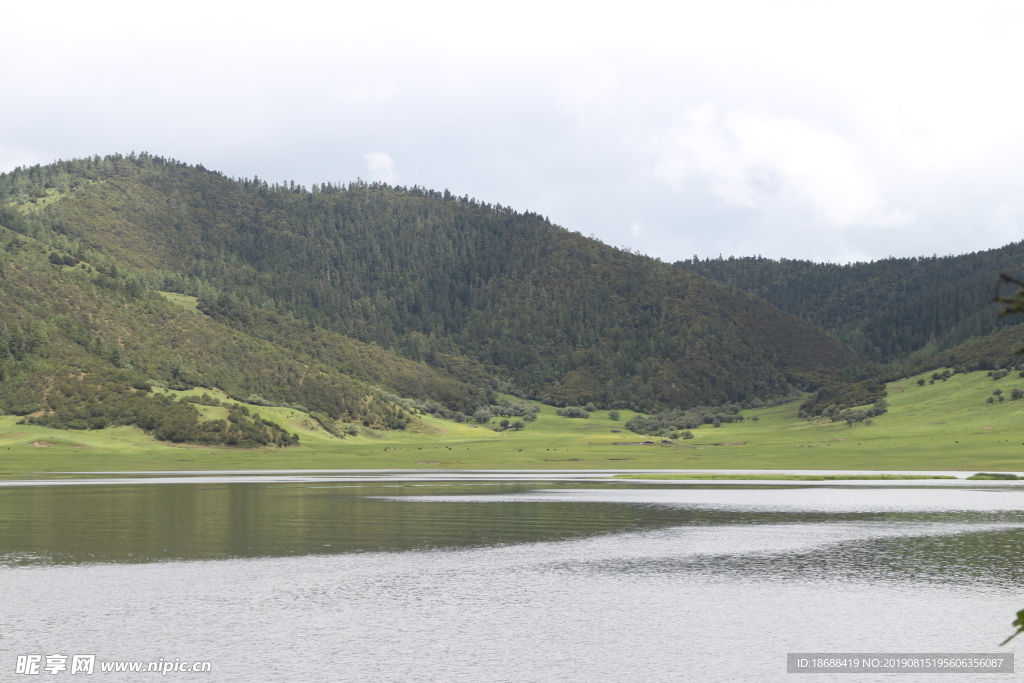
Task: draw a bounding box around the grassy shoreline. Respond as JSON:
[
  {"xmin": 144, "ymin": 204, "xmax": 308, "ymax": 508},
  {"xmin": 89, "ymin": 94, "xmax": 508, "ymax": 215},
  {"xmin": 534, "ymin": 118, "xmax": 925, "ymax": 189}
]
[{"xmin": 3, "ymin": 367, "xmax": 1024, "ymax": 477}]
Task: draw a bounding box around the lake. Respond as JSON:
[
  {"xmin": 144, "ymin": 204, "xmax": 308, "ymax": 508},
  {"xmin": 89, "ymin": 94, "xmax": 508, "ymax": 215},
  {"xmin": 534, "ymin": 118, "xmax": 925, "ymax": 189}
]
[{"xmin": 2, "ymin": 471, "xmax": 1023, "ymax": 681}]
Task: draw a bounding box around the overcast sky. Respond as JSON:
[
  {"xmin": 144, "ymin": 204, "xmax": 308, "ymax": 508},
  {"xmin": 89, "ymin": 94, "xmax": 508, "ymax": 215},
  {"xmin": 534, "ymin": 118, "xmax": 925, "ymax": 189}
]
[{"xmin": 3, "ymin": 0, "xmax": 1023, "ymax": 263}]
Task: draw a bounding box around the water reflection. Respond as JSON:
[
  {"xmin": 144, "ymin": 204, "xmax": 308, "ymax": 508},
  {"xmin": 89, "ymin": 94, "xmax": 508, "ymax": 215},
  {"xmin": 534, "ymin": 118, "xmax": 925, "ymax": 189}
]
[
  {"xmin": 3, "ymin": 480, "xmax": 1024, "ymax": 578},
  {"xmin": 3, "ymin": 479, "xmax": 1024, "ymax": 682},
  {"xmin": 0, "ymin": 482, "xmax": 687, "ymax": 565}
]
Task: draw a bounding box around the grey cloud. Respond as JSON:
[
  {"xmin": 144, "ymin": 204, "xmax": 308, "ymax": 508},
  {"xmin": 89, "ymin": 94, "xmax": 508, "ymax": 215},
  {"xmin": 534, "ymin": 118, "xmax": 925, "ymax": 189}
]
[{"xmin": 4, "ymin": 10, "xmax": 1024, "ymax": 264}]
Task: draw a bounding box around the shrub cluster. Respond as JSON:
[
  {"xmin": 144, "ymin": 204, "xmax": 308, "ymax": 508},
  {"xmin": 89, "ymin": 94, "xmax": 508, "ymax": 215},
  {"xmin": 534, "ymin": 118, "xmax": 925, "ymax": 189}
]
[
  {"xmin": 411, "ymin": 399, "xmax": 455, "ymax": 419},
  {"xmin": 182, "ymin": 393, "xmax": 221, "ymax": 406},
  {"xmin": 48, "ymin": 251, "xmax": 80, "ymax": 266},
  {"xmin": 409, "ymin": 398, "xmax": 538, "ymax": 428},
  {"xmin": 929, "ymin": 369, "xmax": 952, "ymax": 383},
  {"xmin": 21, "ymin": 377, "xmax": 299, "ymax": 447},
  {"xmin": 458, "ymin": 400, "xmax": 541, "ymax": 424},
  {"xmin": 626, "ymin": 404, "xmax": 744, "ymax": 436},
  {"xmin": 487, "ymin": 400, "xmax": 540, "ymax": 420},
  {"xmin": 821, "ymin": 399, "xmax": 888, "ymax": 426},
  {"xmin": 556, "ymin": 406, "xmax": 590, "ymax": 419},
  {"xmin": 799, "ymin": 380, "xmax": 886, "ymax": 418}
]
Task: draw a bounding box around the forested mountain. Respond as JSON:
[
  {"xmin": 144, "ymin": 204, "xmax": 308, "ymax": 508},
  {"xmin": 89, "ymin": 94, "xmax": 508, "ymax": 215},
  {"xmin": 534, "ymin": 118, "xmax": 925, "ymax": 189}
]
[
  {"xmin": 0, "ymin": 223, "xmax": 483, "ymax": 442},
  {"xmin": 0, "ymin": 153, "xmax": 859, "ymax": 443},
  {"xmin": 677, "ymin": 248, "xmax": 1024, "ymax": 361}
]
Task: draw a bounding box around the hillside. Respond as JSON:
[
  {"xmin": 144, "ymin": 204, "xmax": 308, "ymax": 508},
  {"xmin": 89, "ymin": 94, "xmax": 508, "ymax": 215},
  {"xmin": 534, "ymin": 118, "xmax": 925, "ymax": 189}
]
[
  {"xmin": 0, "ymin": 222, "xmax": 491, "ymax": 442},
  {"xmin": 677, "ymin": 248, "xmax": 1024, "ymax": 361},
  {"xmin": 0, "ymin": 154, "xmax": 859, "ymax": 435}
]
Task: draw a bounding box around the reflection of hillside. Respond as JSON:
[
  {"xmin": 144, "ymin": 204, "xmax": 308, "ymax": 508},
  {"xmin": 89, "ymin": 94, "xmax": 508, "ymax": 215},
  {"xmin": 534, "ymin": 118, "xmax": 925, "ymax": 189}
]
[
  {"xmin": 0, "ymin": 482, "xmax": 687, "ymax": 564},
  {"xmin": 4, "ymin": 481, "xmax": 1023, "ymax": 580}
]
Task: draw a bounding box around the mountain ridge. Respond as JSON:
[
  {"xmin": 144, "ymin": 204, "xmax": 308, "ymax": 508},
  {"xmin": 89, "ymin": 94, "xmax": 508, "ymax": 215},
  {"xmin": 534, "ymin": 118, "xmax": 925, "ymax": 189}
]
[
  {"xmin": 1, "ymin": 153, "xmax": 861, "ymax": 443},
  {"xmin": 677, "ymin": 246, "xmax": 1024, "ymax": 362}
]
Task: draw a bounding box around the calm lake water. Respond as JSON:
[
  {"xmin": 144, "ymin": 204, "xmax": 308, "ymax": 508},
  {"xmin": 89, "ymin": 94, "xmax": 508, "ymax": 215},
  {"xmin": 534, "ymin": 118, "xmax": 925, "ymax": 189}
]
[{"xmin": 2, "ymin": 472, "xmax": 1024, "ymax": 681}]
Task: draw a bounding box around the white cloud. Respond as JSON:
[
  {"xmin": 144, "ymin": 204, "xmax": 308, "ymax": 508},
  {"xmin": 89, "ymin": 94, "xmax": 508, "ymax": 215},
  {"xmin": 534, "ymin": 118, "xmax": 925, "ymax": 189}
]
[
  {"xmin": 364, "ymin": 151, "xmax": 397, "ymax": 184},
  {"xmin": 630, "ymin": 220, "xmax": 641, "ymax": 237},
  {"xmin": 0, "ymin": 144, "xmax": 42, "ymax": 172},
  {"xmin": 651, "ymin": 103, "xmax": 914, "ymax": 230},
  {"xmin": 556, "ymin": 69, "xmax": 619, "ymax": 128},
  {"xmin": 6, "ymin": 1, "xmax": 1024, "ymax": 262},
  {"xmin": 340, "ymin": 83, "xmax": 399, "ymax": 105},
  {"xmin": 992, "ymin": 200, "xmax": 1024, "ymax": 244}
]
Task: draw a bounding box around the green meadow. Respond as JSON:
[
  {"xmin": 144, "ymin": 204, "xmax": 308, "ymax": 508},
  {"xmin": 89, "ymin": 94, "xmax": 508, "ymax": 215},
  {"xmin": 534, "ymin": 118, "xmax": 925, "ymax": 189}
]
[{"xmin": 2, "ymin": 367, "xmax": 1024, "ymax": 476}]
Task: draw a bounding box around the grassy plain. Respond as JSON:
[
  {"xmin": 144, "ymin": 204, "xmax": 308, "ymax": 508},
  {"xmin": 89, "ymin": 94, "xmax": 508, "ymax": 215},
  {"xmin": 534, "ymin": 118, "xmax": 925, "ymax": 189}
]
[{"xmin": 2, "ymin": 367, "xmax": 1024, "ymax": 476}]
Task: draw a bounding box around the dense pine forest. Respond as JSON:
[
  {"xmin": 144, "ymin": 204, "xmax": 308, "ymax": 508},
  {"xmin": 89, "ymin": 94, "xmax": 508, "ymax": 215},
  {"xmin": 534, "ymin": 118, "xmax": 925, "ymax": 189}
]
[
  {"xmin": 0, "ymin": 154, "xmax": 860, "ymax": 445},
  {"xmin": 677, "ymin": 249, "xmax": 1024, "ymax": 361},
  {"xmin": 676, "ymin": 241, "xmax": 1024, "ymax": 418},
  {"xmin": 5, "ymin": 153, "xmax": 1021, "ymax": 443}
]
